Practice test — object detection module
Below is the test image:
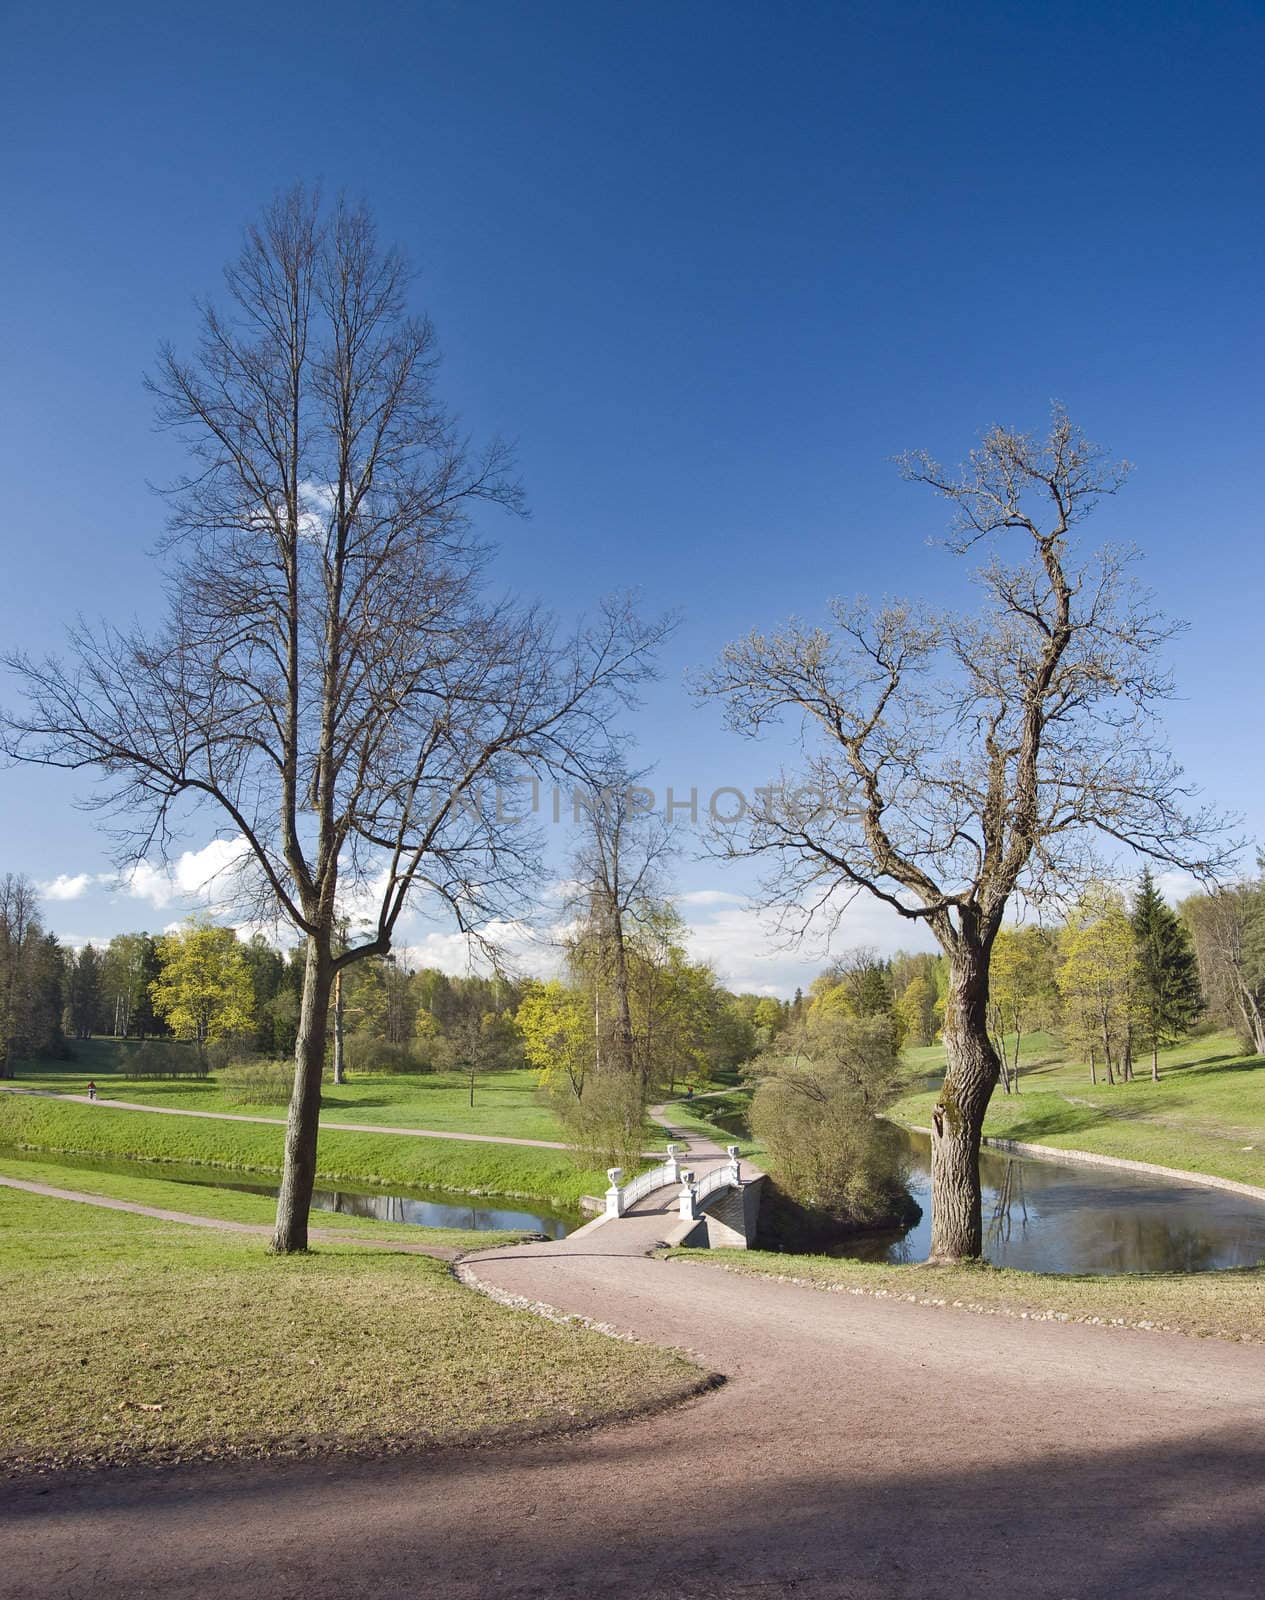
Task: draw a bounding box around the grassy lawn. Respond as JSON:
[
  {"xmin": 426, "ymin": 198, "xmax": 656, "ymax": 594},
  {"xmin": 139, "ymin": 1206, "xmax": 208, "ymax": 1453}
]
[
  {"xmin": 0, "ymin": 1093, "xmax": 610, "ymax": 1209},
  {"xmin": 0, "ymin": 1187, "xmax": 702, "ymax": 1473},
  {"xmin": 13, "ymin": 1043, "xmax": 567, "ymax": 1141},
  {"xmin": 659, "ymin": 1089, "xmax": 764, "ymax": 1158},
  {"xmin": 667, "ymin": 1247, "xmax": 1265, "ymax": 1344},
  {"xmin": 892, "ymin": 1031, "xmax": 1265, "ymax": 1192},
  {"xmin": 0, "ymin": 1152, "xmax": 530, "ymax": 1248}
]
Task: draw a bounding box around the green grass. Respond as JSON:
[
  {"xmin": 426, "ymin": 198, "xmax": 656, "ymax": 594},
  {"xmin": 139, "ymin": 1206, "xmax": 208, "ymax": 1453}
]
[
  {"xmin": 667, "ymin": 1246, "xmax": 1265, "ymax": 1344},
  {"xmin": 658, "ymin": 1088, "xmax": 763, "ymax": 1157},
  {"xmin": 892, "ymin": 1031, "xmax": 1265, "ymax": 1192},
  {"xmin": 15, "ymin": 1044, "xmax": 567, "ymax": 1141},
  {"xmin": 0, "ymin": 1093, "xmax": 609, "ymax": 1209},
  {"xmin": 0, "ymin": 1152, "xmax": 528, "ymax": 1248},
  {"xmin": 0, "ymin": 1186, "xmax": 702, "ymax": 1473}
]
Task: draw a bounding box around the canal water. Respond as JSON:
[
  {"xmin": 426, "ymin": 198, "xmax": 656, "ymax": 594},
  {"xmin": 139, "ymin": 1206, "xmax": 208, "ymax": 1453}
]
[
  {"xmin": 0, "ymin": 1146, "xmax": 579, "ymax": 1239},
  {"xmin": 842, "ymin": 1126, "xmax": 1265, "ymax": 1274},
  {"xmin": 8, "ymin": 1132, "xmax": 1265, "ymax": 1273}
]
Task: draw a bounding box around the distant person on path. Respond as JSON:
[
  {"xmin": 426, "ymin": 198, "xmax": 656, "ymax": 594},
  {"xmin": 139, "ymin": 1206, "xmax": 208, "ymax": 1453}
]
[{"xmin": 86, "ymin": 1081, "xmax": 97, "ymax": 1101}]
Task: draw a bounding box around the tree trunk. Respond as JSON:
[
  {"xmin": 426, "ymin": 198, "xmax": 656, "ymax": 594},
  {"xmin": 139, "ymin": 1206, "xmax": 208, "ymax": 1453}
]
[
  {"xmin": 611, "ymin": 922, "xmax": 637, "ymax": 1082},
  {"xmin": 1089, "ymin": 1046, "xmax": 1097, "ymax": 1086},
  {"xmin": 272, "ymin": 936, "xmax": 332, "ymax": 1253},
  {"xmin": 331, "ymin": 969, "xmax": 344, "ymax": 1085},
  {"xmin": 1152, "ymin": 1042, "xmax": 1160, "ymax": 1083},
  {"xmin": 929, "ymin": 942, "xmax": 999, "ymax": 1263}
]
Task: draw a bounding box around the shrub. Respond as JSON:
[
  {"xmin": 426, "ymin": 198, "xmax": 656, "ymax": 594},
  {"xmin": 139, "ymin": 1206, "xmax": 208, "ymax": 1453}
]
[
  {"xmin": 129, "ymin": 1040, "xmax": 208, "ymax": 1080},
  {"xmin": 552, "ymin": 1073, "xmax": 646, "ymax": 1174},
  {"xmin": 203, "ymin": 1034, "xmax": 257, "ymax": 1074},
  {"xmin": 343, "ymin": 1031, "xmax": 431, "ymax": 1075},
  {"xmin": 218, "ymin": 1058, "xmax": 294, "ymax": 1105},
  {"xmin": 747, "ymin": 1015, "xmax": 911, "ymax": 1229}
]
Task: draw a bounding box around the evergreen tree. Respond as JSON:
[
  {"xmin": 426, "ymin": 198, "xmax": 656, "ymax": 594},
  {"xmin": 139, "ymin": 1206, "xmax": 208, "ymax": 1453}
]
[
  {"xmin": 1133, "ymin": 867, "xmax": 1202, "ymax": 1080},
  {"xmin": 64, "ymin": 943, "xmax": 106, "ymax": 1039}
]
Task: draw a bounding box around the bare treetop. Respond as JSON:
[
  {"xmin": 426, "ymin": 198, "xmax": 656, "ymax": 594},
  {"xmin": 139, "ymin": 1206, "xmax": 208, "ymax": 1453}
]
[
  {"xmin": 699, "ymin": 408, "xmax": 1233, "ymax": 954},
  {"xmin": 4, "ymin": 189, "xmax": 669, "ymax": 966}
]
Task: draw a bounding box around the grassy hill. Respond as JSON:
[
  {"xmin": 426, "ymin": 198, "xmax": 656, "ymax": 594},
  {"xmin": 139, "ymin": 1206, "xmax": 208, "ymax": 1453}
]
[{"xmin": 892, "ymin": 1030, "xmax": 1265, "ymax": 1190}]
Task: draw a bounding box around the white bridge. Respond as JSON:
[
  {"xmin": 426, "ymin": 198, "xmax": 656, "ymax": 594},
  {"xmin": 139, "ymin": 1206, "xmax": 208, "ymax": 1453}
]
[{"xmin": 602, "ymin": 1142, "xmax": 762, "ymax": 1248}]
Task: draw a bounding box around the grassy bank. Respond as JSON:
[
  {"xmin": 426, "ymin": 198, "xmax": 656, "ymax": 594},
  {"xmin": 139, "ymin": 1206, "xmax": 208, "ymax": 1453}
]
[
  {"xmin": 0, "ymin": 1187, "xmax": 702, "ymax": 1473},
  {"xmin": 667, "ymin": 1247, "xmax": 1265, "ymax": 1343},
  {"xmin": 0, "ymin": 1094, "xmax": 607, "ymax": 1209},
  {"xmin": 0, "ymin": 1152, "xmax": 528, "ymax": 1248},
  {"xmin": 659, "ymin": 1089, "xmax": 763, "ymax": 1157},
  {"xmin": 14, "ymin": 1046, "xmax": 566, "ymax": 1141},
  {"xmin": 892, "ymin": 1031, "xmax": 1265, "ymax": 1192}
]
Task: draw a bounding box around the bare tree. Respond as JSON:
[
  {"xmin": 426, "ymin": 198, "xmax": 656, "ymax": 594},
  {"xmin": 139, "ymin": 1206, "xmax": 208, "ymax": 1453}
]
[
  {"xmin": 566, "ymin": 771, "xmax": 676, "ymax": 1089},
  {"xmin": 698, "ymin": 409, "xmax": 1230, "ymax": 1262},
  {"xmin": 2, "ymin": 189, "xmax": 669, "ymax": 1251},
  {"xmin": 1182, "ymin": 880, "xmax": 1265, "ymax": 1054},
  {"xmin": 0, "ymin": 874, "xmax": 40, "ymax": 1076}
]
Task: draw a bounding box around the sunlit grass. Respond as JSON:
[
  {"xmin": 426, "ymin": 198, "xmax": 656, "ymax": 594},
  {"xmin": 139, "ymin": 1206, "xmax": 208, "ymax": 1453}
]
[
  {"xmin": 668, "ymin": 1246, "xmax": 1265, "ymax": 1343},
  {"xmin": 0, "ymin": 1092, "xmax": 610, "ymax": 1208},
  {"xmin": 0, "ymin": 1187, "xmax": 701, "ymax": 1473},
  {"xmin": 892, "ymin": 1031, "xmax": 1265, "ymax": 1190}
]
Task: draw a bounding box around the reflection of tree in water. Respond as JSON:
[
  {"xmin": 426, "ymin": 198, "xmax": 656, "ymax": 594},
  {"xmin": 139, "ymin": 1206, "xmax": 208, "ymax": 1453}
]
[
  {"xmin": 985, "ymin": 1158, "xmax": 1029, "ymax": 1247},
  {"xmin": 1054, "ymin": 1207, "xmax": 1223, "ymax": 1273}
]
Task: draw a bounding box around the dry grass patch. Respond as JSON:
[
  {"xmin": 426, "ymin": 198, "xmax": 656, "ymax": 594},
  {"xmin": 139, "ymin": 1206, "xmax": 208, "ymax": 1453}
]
[
  {"xmin": 666, "ymin": 1247, "xmax": 1265, "ymax": 1343},
  {"xmin": 1, "ymin": 1189, "xmax": 701, "ymax": 1474}
]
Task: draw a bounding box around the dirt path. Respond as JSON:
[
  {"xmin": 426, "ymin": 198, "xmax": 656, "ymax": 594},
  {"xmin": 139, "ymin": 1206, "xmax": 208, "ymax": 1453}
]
[
  {"xmin": 6, "ymin": 1155, "xmax": 1265, "ymax": 1597},
  {"xmin": 0, "ymin": 1174, "xmax": 463, "ymax": 1257}
]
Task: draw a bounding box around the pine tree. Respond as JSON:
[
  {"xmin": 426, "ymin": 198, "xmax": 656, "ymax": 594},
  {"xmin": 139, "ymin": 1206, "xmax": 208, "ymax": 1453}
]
[{"xmin": 1133, "ymin": 867, "xmax": 1203, "ymax": 1081}]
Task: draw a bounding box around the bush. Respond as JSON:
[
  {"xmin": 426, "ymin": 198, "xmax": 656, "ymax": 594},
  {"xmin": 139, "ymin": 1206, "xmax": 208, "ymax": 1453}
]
[
  {"xmin": 203, "ymin": 1034, "xmax": 257, "ymax": 1074},
  {"xmin": 218, "ymin": 1058, "xmax": 294, "ymax": 1105},
  {"xmin": 747, "ymin": 1015, "xmax": 911, "ymax": 1231},
  {"xmin": 552, "ymin": 1073, "xmax": 646, "ymax": 1174},
  {"xmin": 343, "ymin": 1031, "xmax": 431, "ymax": 1075},
  {"xmin": 129, "ymin": 1040, "xmax": 208, "ymax": 1080},
  {"xmin": 750, "ymin": 1084, "xmax": 912, "ymax": 1228}
]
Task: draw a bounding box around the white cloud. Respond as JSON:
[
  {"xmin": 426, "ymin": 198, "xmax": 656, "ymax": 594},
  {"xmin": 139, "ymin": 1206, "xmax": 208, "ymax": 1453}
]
[
  {"xmin": 119, "ymin": 837, "xmax": 255, "ymax": 913},
  {"xmin": 396, "ymin": 917, "xmax": 562, "ymax": 981},
  {"xmin": 675, "ymin": 889, "xmax": 746, "ymax": 908},
  {"xmin": 39, "ymin": 872, "xmax": 99, "ymax": 902},
  {"xmin": 676, "ymin": 888, "xmax": 936, "ymax": 996}
]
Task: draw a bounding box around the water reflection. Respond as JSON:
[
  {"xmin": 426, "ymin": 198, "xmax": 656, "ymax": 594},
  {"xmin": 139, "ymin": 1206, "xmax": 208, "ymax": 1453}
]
[
  {"xmin": 0, "ymin": 1144, "xmax": 576, "ymax": 1239},
  {"xmin": 843, "ymin": 1129, "xmax": 1265, "ymax": 1275},
  {"xmin": 307, "ymin": 1184, "xmax": 571, "ymax": 1238}
]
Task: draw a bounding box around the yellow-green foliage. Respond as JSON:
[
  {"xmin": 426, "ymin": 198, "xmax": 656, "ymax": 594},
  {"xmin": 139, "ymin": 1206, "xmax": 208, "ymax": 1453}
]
[{"xmin": 151, "ymin": 919, "xmax": 255, "ymax": 1046}]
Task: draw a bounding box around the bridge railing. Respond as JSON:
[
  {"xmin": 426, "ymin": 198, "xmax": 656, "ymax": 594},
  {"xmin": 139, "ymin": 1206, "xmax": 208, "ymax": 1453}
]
[
  {"xmin": 606, "ymin": 1144, "xmax": 746, "ymax": 1222},
  {"xmin": 678, "ymin": 1148, "xmax": 743, "ymax": 1221},
  {"xmin": 605, "ymin": 1145, "xmax": 681, "ymax": 1218}
]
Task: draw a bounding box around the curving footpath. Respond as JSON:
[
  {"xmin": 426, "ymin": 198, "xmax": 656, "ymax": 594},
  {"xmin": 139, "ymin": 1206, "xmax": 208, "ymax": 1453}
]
[
  {"xmin": 0, "ymin": 1082, "xmax": 671, "ymax": 1159},
  {"xmin": 4, "ymin": 1116, "xmax": 1265, "ymax": 1597}
]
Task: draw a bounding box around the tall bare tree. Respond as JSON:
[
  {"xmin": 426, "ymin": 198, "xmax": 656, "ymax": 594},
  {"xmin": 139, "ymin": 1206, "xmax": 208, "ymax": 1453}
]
[
  {"xmin": 3, "ymin": 189, "xmax": 669, "ymax": 1250},
  {"xmin": 567, "ymin": 772, "xmax": 675, "ymax": 1088},
  {"xmin": 699, "ymin": 410, "xmax": 1229, "ymax": 1261}
]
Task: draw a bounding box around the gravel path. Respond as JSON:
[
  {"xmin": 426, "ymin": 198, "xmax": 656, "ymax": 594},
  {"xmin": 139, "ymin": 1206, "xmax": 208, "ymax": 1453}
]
[{"xmin": 5, "ymin": 1110, "xmax": 1264, "ymax": 1597}]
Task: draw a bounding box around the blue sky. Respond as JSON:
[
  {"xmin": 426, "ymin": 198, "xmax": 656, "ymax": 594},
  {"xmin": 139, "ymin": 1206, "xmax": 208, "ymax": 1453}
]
[{"xmin": 2, "ymin": 0, "xmax": 1262, "ymax": 993}]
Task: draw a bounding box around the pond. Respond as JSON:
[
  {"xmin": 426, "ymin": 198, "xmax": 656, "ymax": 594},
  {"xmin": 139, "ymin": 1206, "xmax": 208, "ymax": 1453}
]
[
  {"xmin": 840, "ymin": 1126, "xmax": 1265, "ymax": 1275},
  {"xmin": 0, "ymin": 1146, "xmax": 580, "ymax": 1239}
]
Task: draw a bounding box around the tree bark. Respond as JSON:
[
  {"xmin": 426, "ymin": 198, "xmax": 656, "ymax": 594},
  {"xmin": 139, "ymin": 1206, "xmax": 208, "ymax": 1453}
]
[
  {"xmin": 272, "ymin": 937, "xmax": 332, "ymax": 1253},
  {"xmin": 331, "ymin": 969, "xmax": 344, "ymax": 1086},
  {"xmin": 929, "ymin": 942, "xmax": 999, "ymax": 1263}
]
